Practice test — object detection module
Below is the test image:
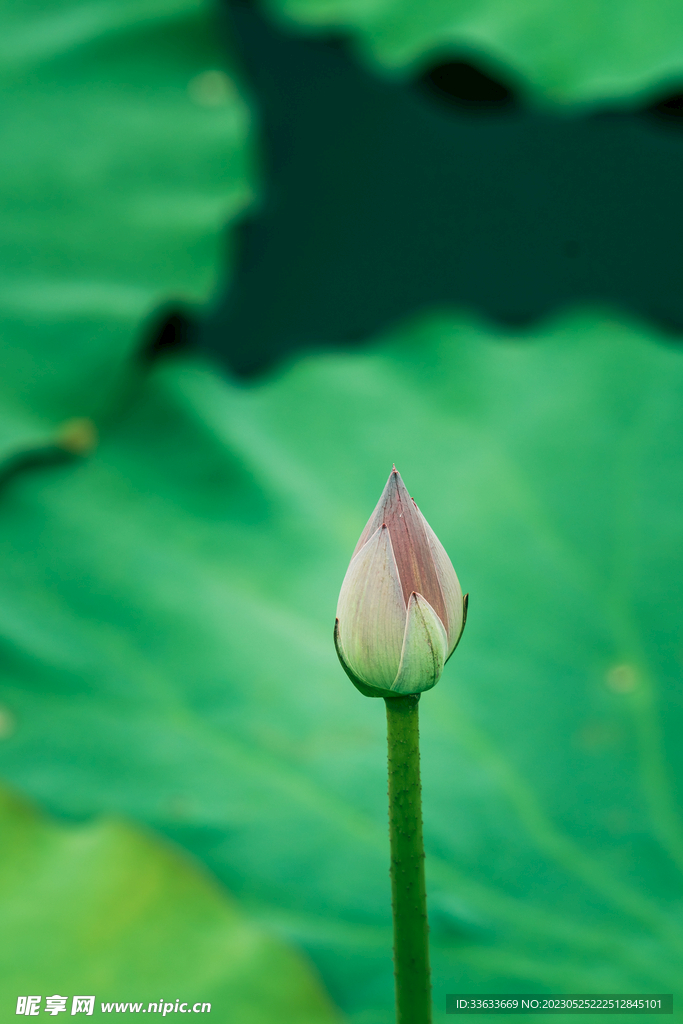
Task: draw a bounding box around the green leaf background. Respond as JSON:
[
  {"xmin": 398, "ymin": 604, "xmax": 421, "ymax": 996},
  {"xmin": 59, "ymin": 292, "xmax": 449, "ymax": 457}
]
[
  {"xmin": 1, "ymin": 310, "xmax": 683, "ymax": 1020},
  {"xmin": 2, "ymin": 1, "xmax": 683, "ymax": 1023},
  {"xmin": 0, "ymin": 786, "xmax": 338, "ymax": 1021},
  {"xmin": 264, "ymin": 0, "xmax": 683, "ymax": 107},
  {"xmin": 0, "ymin": 0, "xmax": 254, "ymax": 458}
]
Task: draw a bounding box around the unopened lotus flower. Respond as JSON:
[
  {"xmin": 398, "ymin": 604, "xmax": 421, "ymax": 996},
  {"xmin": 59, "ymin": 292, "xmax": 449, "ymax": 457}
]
[{"xmin": 335, "ymin": 467, "xmax": 467, "ymax": 698}]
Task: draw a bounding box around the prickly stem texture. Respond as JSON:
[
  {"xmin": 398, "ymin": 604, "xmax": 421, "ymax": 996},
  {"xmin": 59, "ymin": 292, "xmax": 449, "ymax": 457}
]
[{"xmin": 385, "ymin": 694, "xmax": 432, "ymax": 1024}]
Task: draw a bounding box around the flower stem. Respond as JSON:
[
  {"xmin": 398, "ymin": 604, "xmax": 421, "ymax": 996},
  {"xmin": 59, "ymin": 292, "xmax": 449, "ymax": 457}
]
[{"xmin": 385, "ymin": 693, "xmax": 432, "ymax": 1024}]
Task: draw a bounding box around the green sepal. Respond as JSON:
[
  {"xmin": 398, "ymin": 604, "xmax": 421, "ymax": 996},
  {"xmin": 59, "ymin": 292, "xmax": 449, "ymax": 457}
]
[{"xmin": 390, "ymin": 592, "xmax": 448, "ymax": 694}]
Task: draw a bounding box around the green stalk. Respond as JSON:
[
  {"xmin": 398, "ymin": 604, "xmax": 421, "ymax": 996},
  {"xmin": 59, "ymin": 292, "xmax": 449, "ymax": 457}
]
[{"xmin": 385, "ymin": 693, "xmax": 432, "ymax": 1024}]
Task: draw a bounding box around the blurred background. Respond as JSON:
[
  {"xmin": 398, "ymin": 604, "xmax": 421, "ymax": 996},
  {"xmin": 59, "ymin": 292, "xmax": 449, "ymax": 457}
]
[{"xmin": 1, "ymin": 0, "xmax": 682, "ymax": 1021}]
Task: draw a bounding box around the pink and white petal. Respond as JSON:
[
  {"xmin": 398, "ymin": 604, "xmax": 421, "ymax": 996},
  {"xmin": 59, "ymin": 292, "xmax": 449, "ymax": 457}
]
[
  {"xmin": 337, "ymin": 525, "xmax": 407, "ymax": 690},
  {"xmin": 351, "ymin": 472, "xmax": 395, "ymax": 560},
  {"xmin": 390, "ymin": 593, "xmax": 448, "ymax": 695},
  {"xmin": 420, "ymin": 513, "xmax": 463, "ymax": 655}
]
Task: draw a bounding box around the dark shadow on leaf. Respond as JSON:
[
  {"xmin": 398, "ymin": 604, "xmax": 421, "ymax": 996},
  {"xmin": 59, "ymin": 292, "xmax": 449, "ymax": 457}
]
[
  {"xmin": 202, "ymin": 0, "xmax": 683, "ymax": 378},
  {"xmin": 643, "ymin": 89, "xmax": 683, "ymax": 127},
  {"xmin": 140, "ymin": 307, "xmax": 197, "ymax": 365},
  {"xmin": 417, "ymin": 58, "xmax": 517, "ymax": 113}
]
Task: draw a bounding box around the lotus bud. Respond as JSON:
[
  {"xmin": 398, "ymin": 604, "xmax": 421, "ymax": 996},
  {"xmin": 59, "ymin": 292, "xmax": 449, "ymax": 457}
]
[{"xmin": 335, "ymin": 467, "xmax": 468, "ymax": 698}]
